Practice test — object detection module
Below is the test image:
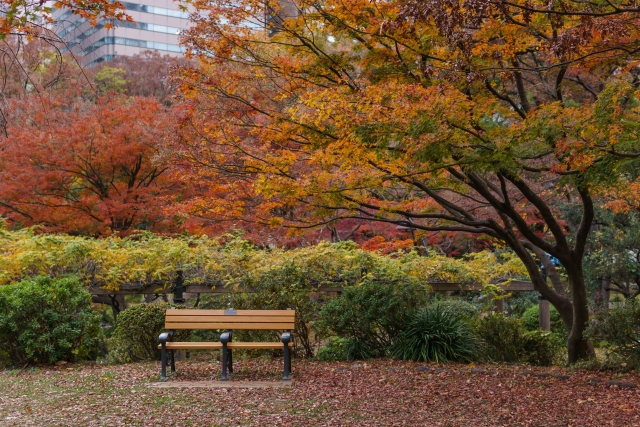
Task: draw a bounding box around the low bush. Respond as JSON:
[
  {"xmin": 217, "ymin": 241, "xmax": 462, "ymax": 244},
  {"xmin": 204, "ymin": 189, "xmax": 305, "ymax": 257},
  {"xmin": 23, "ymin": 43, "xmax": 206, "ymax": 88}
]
[
  {"xmin": 107, "ymin": 302, "xmax": 188, "ymax": 363},
  {"xmin": 586, "ymin": 300, "xmax": 640, "ymax": 369},
  {"xmin": 472, "ymin": 313, "xmax": 563, "ymax": 366},
  {"xmin": 317, "ymin": 278, "xmax": 428, "ymax": 359},
  {"xmin": 316, "ymin": 337, "xmax": 352, "ymax": 362},
  {"xmin": 431, "ymin": 299, "xmax": 479, "ymax": 321},
  {"xmin": 392, "ymin": 304, "xmax": 480, "ymax": 363},
  {"xmin": 0, "ymin": 276, "xmax": 102, "ymax": 365},
  {"xmin": 521, "ymin": 304, "xmax": 566, "ymax": 336},
  {"xmin": 472, "ymin": 314, "xmax": 524, "ymax": 363},
  {"xmin": 503, "ymin": 292, "xmax": 539, "ymax": 317},
  {"xmin": 521, "ymin": 330, "xmax": 564, "ymax": 366}
]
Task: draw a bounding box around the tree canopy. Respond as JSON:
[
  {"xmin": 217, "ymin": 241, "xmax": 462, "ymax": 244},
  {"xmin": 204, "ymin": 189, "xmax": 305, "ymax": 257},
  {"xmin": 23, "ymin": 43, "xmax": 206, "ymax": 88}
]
[
  {"xmin": 171, "ymin": 0, "xmax": 640, "ymax": 362},
  {"xmin": 0, "ymin": 0, "xmax": 131, "ymax": 133},
  {"xmin": 0, "ymin": 91, "xmax": 184, "ymax": 234}
]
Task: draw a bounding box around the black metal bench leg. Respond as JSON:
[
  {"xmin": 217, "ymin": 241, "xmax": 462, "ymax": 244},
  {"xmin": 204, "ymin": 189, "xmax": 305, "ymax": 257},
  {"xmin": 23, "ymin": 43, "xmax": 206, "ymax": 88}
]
[
  {"xmin": 282, "ymin": 331, "xmax": 292, "ymax": 381},
  {"xmin": 170, "ymin": 350, "xmax": 176, "ymax": 373},
  {"xmin": 160, "ymin": 343, "xmax": 167, "ymax": 380},
  {"xmin": 283, "ymin": 343, "xmax": 291, "ymax": 381},
  {"xmin": 221, "ymin": 342, "xmax": 229, "ymax": 381},
  {"xmin": 228, "ymin": 349, "xmax": 233, "ymax": 373}
]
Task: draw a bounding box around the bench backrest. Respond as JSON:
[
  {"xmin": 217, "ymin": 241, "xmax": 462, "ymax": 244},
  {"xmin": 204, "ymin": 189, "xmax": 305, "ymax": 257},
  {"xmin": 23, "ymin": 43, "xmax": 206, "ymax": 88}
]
[{"xmin": 164, "ymin": 309, "xmax": 295, "ymax": 331}]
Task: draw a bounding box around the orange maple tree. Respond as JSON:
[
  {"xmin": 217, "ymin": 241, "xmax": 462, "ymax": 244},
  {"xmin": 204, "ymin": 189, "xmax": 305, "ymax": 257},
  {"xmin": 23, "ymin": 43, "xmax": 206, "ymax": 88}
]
[
  {"xmin": 171, "ymin": 0, "xmax": 640, "ymax": 362},
  {"xmin": 0, "ymin": 92, "xmax": 186, "ymax": 235}
]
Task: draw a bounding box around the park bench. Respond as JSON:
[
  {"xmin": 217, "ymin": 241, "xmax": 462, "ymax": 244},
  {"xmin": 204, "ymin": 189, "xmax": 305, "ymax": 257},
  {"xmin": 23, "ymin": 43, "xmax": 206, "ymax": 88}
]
[{"xmin": 158, "ymin": 308, "xmax": 294, "ymax": 381}]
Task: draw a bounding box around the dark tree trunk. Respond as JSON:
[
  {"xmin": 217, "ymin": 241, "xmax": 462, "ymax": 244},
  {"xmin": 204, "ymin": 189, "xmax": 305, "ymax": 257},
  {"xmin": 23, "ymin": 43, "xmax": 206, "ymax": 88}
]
[
  {"xmin": 565, "ymin": 263, "xmax": 595, "ymax": 363},
  {"xmin": 508, "ymin": 237, "xmax": 594, "ymax": 363},
  {"xmin": 92, "ymin": 294, "xmax": 127, "ymax": 320}
]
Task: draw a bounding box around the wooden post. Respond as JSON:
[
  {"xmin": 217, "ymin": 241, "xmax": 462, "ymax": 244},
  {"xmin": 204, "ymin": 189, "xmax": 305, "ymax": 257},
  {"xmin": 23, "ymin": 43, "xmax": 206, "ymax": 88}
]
[
  {"xmin": 173, "ymin": 270, "xmax": 185, "ymax": 304},
  {"xmin": 494, "ymin": 298, "xmax": 504, "ymax": 313},
  {"xmin": 538, "ymin": 296, "xmax": 550, "ymax": 331}
]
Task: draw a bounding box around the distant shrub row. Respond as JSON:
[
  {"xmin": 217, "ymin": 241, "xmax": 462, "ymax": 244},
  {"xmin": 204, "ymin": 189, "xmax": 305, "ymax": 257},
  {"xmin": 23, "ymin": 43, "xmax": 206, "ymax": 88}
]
[
  {"xmin": 315, "ymin": 280, "xmax": 565, "ymax": 366},
  {"xmin": 1, "ymin": 273, "xmax": 638, "ymax": 370}
]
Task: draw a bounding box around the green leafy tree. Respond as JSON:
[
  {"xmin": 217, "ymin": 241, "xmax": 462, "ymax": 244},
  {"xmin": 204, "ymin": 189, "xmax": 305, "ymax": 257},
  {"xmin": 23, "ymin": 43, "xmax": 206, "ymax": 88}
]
[
  {"xmin": 94, "ymin": 67, "xmax": 128, "ymax": 95},
  {"xmin": 584, "ymin": 211, "xmax": 640, "ymax": 302}
]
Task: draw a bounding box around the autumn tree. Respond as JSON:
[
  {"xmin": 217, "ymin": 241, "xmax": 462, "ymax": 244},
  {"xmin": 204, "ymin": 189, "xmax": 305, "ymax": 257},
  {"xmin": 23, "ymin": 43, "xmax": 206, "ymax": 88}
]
[
  {"xmin": 0, "ymin": 0, "xmax": 130, "ymax": 133},
  {"xmin": 0, "ymin": 90, "xmax": 186, "ymax": 235},
  {"xmin": 91, "ymin": 51, "xmax": 190, "ymax": 105},
  {"xmin": 172, "ymin": 0, "xmax": 640, "ymax": 362}
]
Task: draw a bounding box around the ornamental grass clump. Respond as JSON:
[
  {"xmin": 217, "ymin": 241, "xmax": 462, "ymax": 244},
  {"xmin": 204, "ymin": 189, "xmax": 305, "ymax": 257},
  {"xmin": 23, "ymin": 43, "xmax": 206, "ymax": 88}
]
[{"xmin": 392, "ymin": 304, "xmax": 480, "ymax": 363}]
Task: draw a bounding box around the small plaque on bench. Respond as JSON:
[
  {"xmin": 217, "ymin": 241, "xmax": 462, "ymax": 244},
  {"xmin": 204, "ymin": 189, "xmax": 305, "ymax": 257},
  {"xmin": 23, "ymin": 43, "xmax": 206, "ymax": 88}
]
[{"xmin": 224, "ymin": 309, "xmax": 237, "ymax": 315}]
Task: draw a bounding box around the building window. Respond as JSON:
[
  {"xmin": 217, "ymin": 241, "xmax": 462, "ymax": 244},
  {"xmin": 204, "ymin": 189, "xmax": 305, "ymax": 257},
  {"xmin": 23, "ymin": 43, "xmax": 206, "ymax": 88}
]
[
  {"xmin": 118, "ymin": 20, "xmax": 182, "ymax": 35},
  {"xmin": 84, "ymin": 37, "xmax": 185, "ymax": 55},
  {"xmin": 120, "ymin": 2, "xmax": 190, "ymax": 19},
  {"xmin": 88, "ymin": 54, "xmax": 117, "ymax": 67}
]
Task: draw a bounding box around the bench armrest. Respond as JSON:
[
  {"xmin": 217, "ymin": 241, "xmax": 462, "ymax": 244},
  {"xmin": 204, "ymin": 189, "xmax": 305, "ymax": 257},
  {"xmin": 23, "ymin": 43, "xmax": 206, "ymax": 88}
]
[
  {"xmin": 159, "ymin": 330, "xmax": 174, "ymax": 344},
  {"xmin": 281, "ymin": 332, "xmax": 292, "ymax": 344},
  {"xmin": 220, "ymin": 331, "xmax": 232, "ymax": 344}
]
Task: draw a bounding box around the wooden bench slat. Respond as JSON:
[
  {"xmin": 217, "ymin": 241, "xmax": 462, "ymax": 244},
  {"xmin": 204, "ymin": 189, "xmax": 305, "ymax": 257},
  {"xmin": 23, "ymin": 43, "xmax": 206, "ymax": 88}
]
[
  {"xmin": 165, "ymin": 315, "xmax": 295, "ymax": 323},
  {"xmin": 159, "ymin": 309, "xmax": 296, "ymax": 381},
  {"xmin": 166, "ymin": 309, "xmax": 295, "ymax": 316},
  {"xmin": 158, "ymin": 342, "xmax": 293, "ymax": 350},
  {"xmin": 164, "ymin": 322, "xmax": 295, "ymax": 330}
]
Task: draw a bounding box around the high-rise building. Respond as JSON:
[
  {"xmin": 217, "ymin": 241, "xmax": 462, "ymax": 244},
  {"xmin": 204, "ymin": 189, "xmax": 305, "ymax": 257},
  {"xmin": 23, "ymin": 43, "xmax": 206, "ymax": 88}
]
[{"xmin": 53, "ymin": 1, "xmax": 191, "ymax": 66}]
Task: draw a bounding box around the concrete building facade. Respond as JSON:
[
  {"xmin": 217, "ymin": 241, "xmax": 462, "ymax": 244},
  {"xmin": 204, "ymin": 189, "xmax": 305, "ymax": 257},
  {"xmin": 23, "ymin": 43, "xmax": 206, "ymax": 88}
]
[{"xmin": 53, "ymin": 1, "xmax": 191, "ymax": 66}]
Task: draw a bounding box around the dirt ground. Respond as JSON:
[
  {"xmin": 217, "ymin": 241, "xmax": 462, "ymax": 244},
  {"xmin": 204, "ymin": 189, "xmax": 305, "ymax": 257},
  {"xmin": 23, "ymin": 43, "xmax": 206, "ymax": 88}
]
[{"xmin": 1, "ymin": 357, "xmax": 639, "ymax": 426}]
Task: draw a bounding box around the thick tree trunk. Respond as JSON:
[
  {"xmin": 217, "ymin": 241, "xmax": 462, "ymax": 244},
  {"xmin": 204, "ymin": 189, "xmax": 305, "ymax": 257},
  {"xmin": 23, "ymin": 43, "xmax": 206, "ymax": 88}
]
[
  {"xmin": 565, "ymin": 263, "xmax": 595, "ymax": 364},
  {"xmin": 509, "ymin": 239, "xmax": 594, "ymax": 364}
]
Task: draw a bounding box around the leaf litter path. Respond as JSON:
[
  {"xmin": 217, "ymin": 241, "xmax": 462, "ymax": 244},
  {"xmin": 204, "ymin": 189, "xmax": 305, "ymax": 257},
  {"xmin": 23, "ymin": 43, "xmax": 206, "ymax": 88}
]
[{"xmin": 1, "ymin": 359, "xmax": 639, "ymax": 426}]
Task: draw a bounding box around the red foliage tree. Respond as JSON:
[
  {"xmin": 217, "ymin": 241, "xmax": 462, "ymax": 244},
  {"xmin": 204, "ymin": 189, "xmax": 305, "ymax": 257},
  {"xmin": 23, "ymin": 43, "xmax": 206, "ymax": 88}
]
[{"xmin": 0, "ymin": 93, "xmax": 185, "ymax": 235}]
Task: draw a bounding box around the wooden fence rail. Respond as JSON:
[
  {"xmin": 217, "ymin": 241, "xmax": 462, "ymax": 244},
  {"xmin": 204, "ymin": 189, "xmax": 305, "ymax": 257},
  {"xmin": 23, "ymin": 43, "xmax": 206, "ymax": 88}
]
[{"xmin": 87, "ymin": 280, "xmax": 535, "ymax": 295}]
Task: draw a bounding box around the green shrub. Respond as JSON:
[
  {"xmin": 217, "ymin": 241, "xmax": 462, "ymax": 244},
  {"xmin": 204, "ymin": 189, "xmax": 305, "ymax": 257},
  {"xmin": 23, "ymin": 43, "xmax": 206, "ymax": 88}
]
[
  {"xmin": 521, "ymin": 330, "xmax": 564, "ymax": 366},
  {"xmin": 472, "ymin": 313, "xmax": 524, "ymax": 363},
  {"xmin": 522, "ymin": 304, "xmax": 566, "ymax": 336},
  {"xmin": 107, "ymin": 302, "xmax": 189, "ymax": 363},
  {"xmin": 316, "ymin": 337, "xmax": 351, "ymax": 362},
  {"xmin": 0, "ymin": 276, "xmax": 102, "ymax": 365},
  {"xmin": 392, "ymin": 304, "xmax": 480, "ymax": 363},
  {"xmin": 472, "ymin": 313, "xmax": 564, "ymax": 366},
  {"xmin": 586, "ymin": 300, "xmax": 640, "ymax": 368},
  {"xmin": 317, "ymin": 278, "xmax": 428, "ymax": 359}
]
